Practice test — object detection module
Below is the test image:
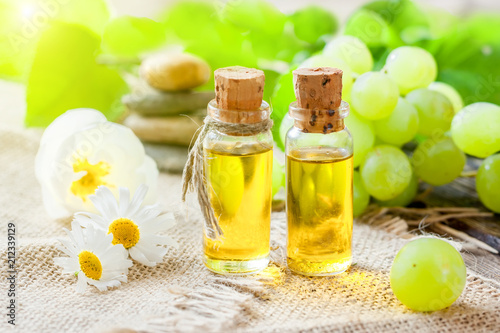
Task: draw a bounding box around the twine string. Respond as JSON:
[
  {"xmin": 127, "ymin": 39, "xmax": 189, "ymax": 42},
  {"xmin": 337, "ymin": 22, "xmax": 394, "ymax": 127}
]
[{"xmin": 181, "ymin": 116, "xmax": 273, "ymax": 240}]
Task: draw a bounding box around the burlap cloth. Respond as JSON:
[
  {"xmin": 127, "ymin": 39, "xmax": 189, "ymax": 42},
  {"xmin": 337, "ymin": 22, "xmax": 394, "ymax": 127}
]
[{"xmin": 1, "ymin": 125, "xmax": 499, "ymax": 333}]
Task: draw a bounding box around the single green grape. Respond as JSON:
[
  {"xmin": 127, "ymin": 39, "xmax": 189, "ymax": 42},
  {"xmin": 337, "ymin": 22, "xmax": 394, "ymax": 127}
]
[
  {"xmin": 353, "ymin": 170, "xmax": 370, "ymax": 217},
  {"xmin": 350, "ymin": 71, "xmax": 399, "ymax": 120},
  {"xmin": 272, "ymin": 156, "xmax": 285, "ymax": 197},
  {"xmin": 345, "ymin": 109, "xmax": 375, "ymax": 168},
  {"xmin": 411, "ymin": 137, "xmax": 466, "ymax": 186},
  {"xmin": 428, "ymin": 82, "xmax": 464, "ymax": 114},
  {"xmin": 385, "ymin": 46, "xmax": 437, "ymax": 95},
  {"xmin": 299, "ymin": 54, "xmax": 353, "ymax": 100},
  {"xmin": 405, "ymin": 88, "xmax": 454, "ymax": 137},
  {"xmin": 323, "ymin": 35, "xmax": 373, "ymax": 76},
  {"xmin": 360, "ymin": 145, "xmax": 412, "ymax": 201},
  {"xmin": 343, "ymin": 9, "xmax": 389, "ymax": 48},
  {"xmin": 391, "ymin": 238, "xmax": 467, "ymax": 312},
  {"xmin": 376, "ymin": 174, "xmax": 418, "ymax": 207},
  {"xmin": 451, "ymin": 102, "xmax": 500, "ymax": 158},
  {"xmin": 289, "ymin": 5, "xmax": 338, "ymax": 44},
  {"xmin": 476, "ymin": 154, "xmax": 500, "ymax": 213},
  {"xmin": 374, "ymin": 97, "xmax": 419, "ymax": 146}
]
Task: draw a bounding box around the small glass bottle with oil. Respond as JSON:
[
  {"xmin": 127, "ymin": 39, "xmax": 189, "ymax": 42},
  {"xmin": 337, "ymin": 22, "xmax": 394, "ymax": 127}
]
[
  {"xmin": 285, "ymin": 67, "xmax": 353, "ymax": 276},
  {"xmin": 203, "ymin": 66, "xmax": 273, "ymax": 274}
]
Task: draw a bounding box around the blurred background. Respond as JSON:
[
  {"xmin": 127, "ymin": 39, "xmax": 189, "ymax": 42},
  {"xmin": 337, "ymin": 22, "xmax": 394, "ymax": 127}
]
[
  {"xmin": 110, "ymin": 0, "xmax": 500, "ymax": 19},
  {"xmin": 1, "ymin": 0, "xmax": 499, "ymax": 131}
]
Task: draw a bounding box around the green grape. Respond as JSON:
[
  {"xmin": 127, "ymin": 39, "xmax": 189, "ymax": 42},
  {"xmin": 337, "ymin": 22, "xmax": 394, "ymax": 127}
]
[
  {"xmin": 272, "ymin": 156, "xmax": 285, "ymax": 197},
  {"xmin": 299, "ymin": 54, "xmax": 353, "ymax": 100},
  {"xmin": 451, "ymin": 102, "xmax": 500, "ymax": 158},
  {"xmin": 428, "ymin": 82, "xmax": 463, "ymax": 114},
  {"xmin": 323, "ymin": 35, "xmax": 373, "ymax": 76},
  {"xmin": 102, "ymin": 16, "xmax": 165, "ymax": 57},
  {"xmin": 391, "ymin": 238, "xmax": 467, "ymax": 312},
  {"xmin": 360, "ymin": 145, "xmax": 412, "ymax": 201},
  {"xmin": 345, "ymin": 110, "xmax": 375, "ymax": 168},
  {"xmin": 405, "ymin": 89, "xmax": 454, "ymax": 137},
  {"xmin": 290, "ymin": 5, "xmax": 338, "ymax": 44},
  {"xmin": 476, "ymin": 154, "xmax": 500, "ymax": 213},
  {"xmin": 373, "ymin": 97, "xmax": 419, "ymax": 146},
  {"xmin": 385, "ymin": 46, "xmax": 437, "ymax": 95},
  {"xmin": 353, "ymin": 171, "xmax": 370, "ymax": 217},
  {"xmin": 411, "ymin": 137, "xmax": 465, "ymax": 186},
  {"xmin": 279, "ymin": 112, "xmax": 294, "ymax": 147},
  {"xmin": 344, "ymin": 9, "xmax": 390, "ymax": 48},
  {"xmin": 350, "ymin": 72, "xmax": 399, "ymax": 120},
  {"xmin": 376, "ymin": 175, "xmax": 418, "ymax": 207}
]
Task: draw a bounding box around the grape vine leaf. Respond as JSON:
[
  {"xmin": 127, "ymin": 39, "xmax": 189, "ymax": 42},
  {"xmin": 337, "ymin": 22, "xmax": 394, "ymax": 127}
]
[
  {"xmin": 26, "ymin": 22, "xmax": 127, "ymax": 127},
  {"xmin": 0, "ymin": 0, "xmax": 110, "ymax": 82},
  {"xmin": 102, "ymin": 16, "xmax": 166, "ymax": 57},
  {"xmin": 289, "ymin": 5, "xmax": 338, "ymax": 45},
  {"xmin": 270, "ymin": 67, "xmax": 296, "ymax": 149}
]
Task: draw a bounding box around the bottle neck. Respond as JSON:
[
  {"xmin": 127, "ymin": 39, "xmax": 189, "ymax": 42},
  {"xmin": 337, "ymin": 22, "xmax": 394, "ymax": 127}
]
[
  {"xmin": 289, "ymin": 100, "xmax": 350, "ymax": 134},
  {"xmin": 207, "ymin": 99, "xmax": 272, "ymax": 137},
  {"xmin": 208, "ymin": 99, "xmax": 270, "ymax": 124}
]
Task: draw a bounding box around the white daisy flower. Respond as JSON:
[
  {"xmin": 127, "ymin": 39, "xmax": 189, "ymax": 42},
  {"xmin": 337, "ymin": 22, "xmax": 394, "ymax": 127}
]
[
  {"xmin": 54, "ymin": 220, "xmax": 133, "ymax": 293},
  {"xmin": 35, "ymin": 108, "xmax": 159, "ymax": 219},
  {"xmin": 75, "ymin": 184, "xmax": 178, "ymax": 267}
]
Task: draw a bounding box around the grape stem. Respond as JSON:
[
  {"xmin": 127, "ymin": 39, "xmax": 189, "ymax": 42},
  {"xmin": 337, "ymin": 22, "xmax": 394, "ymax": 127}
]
[
  {"xmin": 460, "ymin": 170, "xmax": 478, "ymax": 178},
  {"xmin": 358, "ymin": 205, "xmax": 498, "ymax": 254},
  {"xmin": 430, "ymin": 223, "xmax": 498, "ymax": 254},
  {"xmin": 407, "ymin": 212, "xmax": 494, "ymax": 225}
]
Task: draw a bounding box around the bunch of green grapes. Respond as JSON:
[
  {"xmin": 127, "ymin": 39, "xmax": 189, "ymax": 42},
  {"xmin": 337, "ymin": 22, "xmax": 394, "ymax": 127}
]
[{"xmin": 274, "ymin": 38, "xmax": 500, "ymax": 216}]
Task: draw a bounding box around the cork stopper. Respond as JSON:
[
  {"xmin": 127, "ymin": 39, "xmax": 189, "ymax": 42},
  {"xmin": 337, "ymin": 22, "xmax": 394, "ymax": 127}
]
[
  {"xmin": 293, "ymin": 67, "xmax": 342, "ymax": 109},
  {"xmin": 291, "ymin": 67, "xmax": 346, "ymax": 134},
  {"xmin": 213, "ymin": 66, "xmax": 265, "ymax": 122}
]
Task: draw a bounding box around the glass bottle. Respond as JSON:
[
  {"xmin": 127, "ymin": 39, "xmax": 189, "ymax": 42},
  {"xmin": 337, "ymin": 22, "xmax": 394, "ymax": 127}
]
[
  {"xmin": 285, "ymin": 67, "xmax": 354, "ymax": 276},
  {"xmin": 202, "ymin": 67, "xmax": 273, "ymax": 274}
]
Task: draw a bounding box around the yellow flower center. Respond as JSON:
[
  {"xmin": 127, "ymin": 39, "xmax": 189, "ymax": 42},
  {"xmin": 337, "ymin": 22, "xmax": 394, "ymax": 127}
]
[
  {"xmin": 108, "ymin": 218, "xmax": 140, "ymax": 249},
  {"xmin": 71, "ymin": 158, "xmax": 110, "ymax": 201},
  {"xmin": 78, "ymin": 251, "xmax": 102, "ymax": 280}
]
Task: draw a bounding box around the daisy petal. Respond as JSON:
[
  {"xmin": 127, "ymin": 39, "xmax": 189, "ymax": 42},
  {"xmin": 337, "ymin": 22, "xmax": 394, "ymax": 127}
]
[
  {"xmin": 127, "ymin": 184, "xmax": 148, "ymax": 216},
  {"xmin": 118, "ymin": 187, "xmax": 130, "ymax": 217},
  {"xmin": 129, "ymin": 246, "xmax": 157, "ymax": 267},
  {"xmin": 75, "ymin": 274, "xmax": 88, "ymax": 294}
]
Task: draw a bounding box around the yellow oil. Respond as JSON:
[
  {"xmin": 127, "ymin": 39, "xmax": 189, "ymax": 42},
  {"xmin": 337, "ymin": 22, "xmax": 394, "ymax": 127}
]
[
  {"xmin": 203, "ymin": 143, "xmax": 272, "ymax": 274},
  {"xmin": 286, "ymin": 147, "xmax": 353, "ymax": 276}
]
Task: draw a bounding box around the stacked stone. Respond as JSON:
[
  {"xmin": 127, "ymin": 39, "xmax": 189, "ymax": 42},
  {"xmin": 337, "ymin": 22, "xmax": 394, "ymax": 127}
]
[{"xmin": 122, "ymin": 53, "xmax": 213, "ymax": 172}]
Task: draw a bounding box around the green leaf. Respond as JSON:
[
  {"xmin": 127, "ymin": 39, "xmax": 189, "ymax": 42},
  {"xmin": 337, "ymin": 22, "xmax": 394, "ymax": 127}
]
[
  {"xmin": 26, "ymin": 22, "xmax": 127, "ymax": 127},
  {"xmin": 102, "ymin": 16, "xmax": 166, "ymax": 57},
  {"xmin": 54, "ymin": 0, "xmax": 110, "ymax": 35},
  {"xmin": 160, "ymin": 1, "xmax": 258, "ymax": 89},
  {"xmin": 432, "ymin": 14, "xmax": 500, "ymax": 106},
  {"xmin": 289, "ymin": 5, "xmax": 338, "ymax": 44},
  {"xmin": 221, "ymin": 0, "xmax": 286, "ymax": 35},
  {"xmin": 465, "ymin": 13, "xmax": 500, "ymax": 45},
  {"xmin": 0, "ymin": 0, "xmax": 110, "ymax": 82},
  {"xmin": 262, "ymin": 68, "xmax": 281, "ymax": 102},
  {"xmin": 270, "ymin": 67, "xmax": 296, "ymax": 149},
  {"xmin": 363, "ymin": 0, "xmax": 428, "ymax": 32}
]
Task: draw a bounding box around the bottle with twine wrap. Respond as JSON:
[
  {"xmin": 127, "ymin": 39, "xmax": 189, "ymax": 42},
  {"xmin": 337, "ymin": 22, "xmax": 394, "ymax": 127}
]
[
  {"xmin": 182, "ymin": 66, "xmax": 273, "ymax": 274},
  {"xmin": 285, "ymin": 67, "xmax": 354, "ymax": 276}
]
